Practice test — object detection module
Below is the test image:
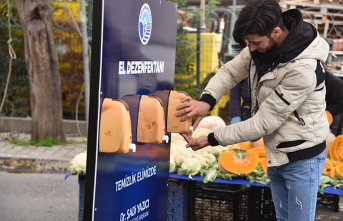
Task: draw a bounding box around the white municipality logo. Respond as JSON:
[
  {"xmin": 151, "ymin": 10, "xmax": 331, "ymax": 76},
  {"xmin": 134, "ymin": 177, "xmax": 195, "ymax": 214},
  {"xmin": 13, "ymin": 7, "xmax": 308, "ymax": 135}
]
[{"xmin": 138, "ymin": 3, "xmax": 152, "ymax": 45}]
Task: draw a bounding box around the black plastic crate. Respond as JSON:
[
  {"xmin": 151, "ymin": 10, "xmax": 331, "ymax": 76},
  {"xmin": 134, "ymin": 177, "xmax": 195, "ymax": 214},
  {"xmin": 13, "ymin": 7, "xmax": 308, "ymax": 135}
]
[
  {"xmin": 317, "ymin": 192, "xmax": 340, "ymax": 212},
  {"xmin": 248, "ymin": 186, "xmax": 277, "ymax": 221},
  {"xmin": 194, "ymin": 182, "xmax": 249, "ymax": 221}
]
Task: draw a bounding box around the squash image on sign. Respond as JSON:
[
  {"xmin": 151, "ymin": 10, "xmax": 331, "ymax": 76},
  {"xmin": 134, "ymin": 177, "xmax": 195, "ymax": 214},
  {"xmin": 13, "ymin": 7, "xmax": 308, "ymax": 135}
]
[
  {"xmin": 99, "ymin": 99, "xmax": 135, "ymax": 153},
  {"xmin": 167, "ymin": 91, "xmax": 192, "ymax": 133},
  {"xmin": 137, "ymin": 95, "xmax": 166, "ymax": 144}
]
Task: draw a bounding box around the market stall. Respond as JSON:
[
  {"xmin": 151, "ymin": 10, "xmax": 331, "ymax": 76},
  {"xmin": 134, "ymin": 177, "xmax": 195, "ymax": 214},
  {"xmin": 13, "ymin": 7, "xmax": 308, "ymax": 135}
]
[{"xmin": 167, "ymin": 123, "xmax": 343, "ymax": 221}]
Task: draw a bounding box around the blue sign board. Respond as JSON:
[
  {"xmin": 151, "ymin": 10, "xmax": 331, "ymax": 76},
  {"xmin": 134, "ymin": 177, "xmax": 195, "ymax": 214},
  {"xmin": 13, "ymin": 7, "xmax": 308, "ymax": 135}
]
[{"xmin": 84, "ymin": 0, "xmax": 177, "ymax": 220}]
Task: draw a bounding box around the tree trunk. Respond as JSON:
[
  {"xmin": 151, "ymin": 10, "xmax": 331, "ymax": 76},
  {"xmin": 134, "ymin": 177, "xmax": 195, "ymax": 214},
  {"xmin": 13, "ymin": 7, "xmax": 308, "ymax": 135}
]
[{"xmin": 15, "ymin": 0, "xmax": 65, "ymax": 142}]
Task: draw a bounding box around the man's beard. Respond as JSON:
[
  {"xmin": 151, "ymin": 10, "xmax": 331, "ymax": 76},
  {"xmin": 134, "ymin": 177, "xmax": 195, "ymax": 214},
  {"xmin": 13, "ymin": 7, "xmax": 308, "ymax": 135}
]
[{"xmin": 264, "ymin": 36, "xmax": 278, "ymax": 54}]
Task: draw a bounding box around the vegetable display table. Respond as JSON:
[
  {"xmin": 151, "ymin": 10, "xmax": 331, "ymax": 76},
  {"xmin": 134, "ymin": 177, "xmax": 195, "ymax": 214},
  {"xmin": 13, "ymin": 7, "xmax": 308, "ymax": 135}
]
[
  {"xmin": 169, "ymin": 174, "xmax": 343, "ymax": 195},
  {"xmin": 169, "ymin": 174, "xmax": 343, "ymax": 221}
]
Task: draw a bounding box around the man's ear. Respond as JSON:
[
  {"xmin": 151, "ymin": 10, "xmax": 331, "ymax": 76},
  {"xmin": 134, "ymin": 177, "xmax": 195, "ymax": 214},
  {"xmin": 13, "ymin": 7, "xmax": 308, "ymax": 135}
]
[{"xmin": 272, "ymin": 27, "xmax": 281, "ymax": 38}]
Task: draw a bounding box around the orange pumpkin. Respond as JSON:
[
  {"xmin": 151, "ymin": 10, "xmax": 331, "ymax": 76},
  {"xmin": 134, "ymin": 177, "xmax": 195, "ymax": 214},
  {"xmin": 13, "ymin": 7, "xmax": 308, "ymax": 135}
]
[
  {"xmin": 258, "ymin": 157, "xmax": 266, "ymax": 166},
  {"xmin": 330, "ymin": 135, "xmax": 343, "ymax": 162},
  {"xmin": 330, "ymin": 169, "xmax": 336, "ymax": 178},
  {"xmin": 335, "ymin": 163, "xmax": 343, "ymax": 180},
  {"xmin": 247, "ymin": 147, "xmax": 266, "ymax": 158},
  {"xmin": 331, "ymin": 161, "xmax": 342, "ymax": 167},
  {"xmin": 322, "ymin": 167, "xmax": 328, "ymax": 175},
  {"xmin": 229, "ymin": 142, "xmax": 253, "ymax": 151},
  {"xmin": 228, "ymin": 144, "xmax": 242, "ymax": 150},
  {"xmin": 233, "ymin": 141, "xmax": 253, "ymax": 150},
  {"xmin": 325, "ymin": 158, "xmax": 333, "ymax": 170},
  {"xmin": 247, "ymin": 146, "xmax": 265, "ymax": 152},
  {"xmin": 325, "ymin": 110, "xmax": 333, "ymax": 126},
  {"xmin": 260, "ymin": 157, "xmax": 268, "ymax": 173},
  {"xmin": 218, "ymin": 150, "xmax": 259, "ymax": 174}
]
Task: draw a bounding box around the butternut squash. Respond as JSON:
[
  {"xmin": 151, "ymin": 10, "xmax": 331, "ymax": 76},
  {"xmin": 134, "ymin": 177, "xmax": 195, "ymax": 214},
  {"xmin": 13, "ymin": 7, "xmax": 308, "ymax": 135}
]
[{"xmin": 218, "ymin": 150, "xmax": 259, "ymax": 174}]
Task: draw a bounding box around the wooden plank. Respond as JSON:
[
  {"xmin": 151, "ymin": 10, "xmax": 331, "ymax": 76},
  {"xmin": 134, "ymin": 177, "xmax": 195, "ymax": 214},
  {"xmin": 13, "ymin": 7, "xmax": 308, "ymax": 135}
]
[
  {"xmin": 303, "ymin": 19, "xmax": 343, "ymax": 38},
  {"xmin": 282, "ymin": 1, "xmax": 343, "ymax": 9},
  {"xmin": 300, "ymin": 10, "xmax": 343, "ymax": 19},
  {"xmin": 323, "ymin": 19, "xmax": 330, "ymax": 37},
  {"xmin": 321, "ymin": 8, "xmax": 328, "ymax": 21},
  {"xmin": 322, "ymin": 0, "xmax": 343, "ymax": 4},
  {"xmin": 304, "ymin": 18, "xmax": 343, "ymax": 24}
]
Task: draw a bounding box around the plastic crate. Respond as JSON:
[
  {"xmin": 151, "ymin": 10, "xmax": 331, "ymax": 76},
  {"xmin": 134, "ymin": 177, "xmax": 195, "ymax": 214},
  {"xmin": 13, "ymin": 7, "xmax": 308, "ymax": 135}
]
[
  {"xmin": 317, "ymin": 192, "xmax": 339, "ymax": 212},
  {"xmin": 167, "ymin": 179, "xmax": 189, "ymax": 221},
  {"xmin": 78, "ymin": 174, "xmax": 86, "ymax": 221},
  {"xmin": 248, "ymin": 186, "xmax": 277, "ymax": 221},
  {"xmin": 194, "ymin": 182, "xmax": 250, "ymax": 221}
]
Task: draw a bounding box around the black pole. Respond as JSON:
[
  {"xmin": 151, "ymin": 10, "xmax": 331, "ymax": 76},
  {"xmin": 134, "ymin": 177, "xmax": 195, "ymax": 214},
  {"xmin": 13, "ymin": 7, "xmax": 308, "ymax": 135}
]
[{"xmin": 87, "ymin": 0, "xmax": 93, "ymax": 38}]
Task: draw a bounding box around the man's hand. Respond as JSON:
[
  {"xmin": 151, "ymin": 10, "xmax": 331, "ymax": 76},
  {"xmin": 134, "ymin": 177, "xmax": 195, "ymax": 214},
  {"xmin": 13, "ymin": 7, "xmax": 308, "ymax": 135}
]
[
  {"xmin": 176, "ymin": 96, "xmax": 211, "ymax": 129},
  {"xmin": 181, "ymin": 134, "xmax": 209, "ymax": 151}
]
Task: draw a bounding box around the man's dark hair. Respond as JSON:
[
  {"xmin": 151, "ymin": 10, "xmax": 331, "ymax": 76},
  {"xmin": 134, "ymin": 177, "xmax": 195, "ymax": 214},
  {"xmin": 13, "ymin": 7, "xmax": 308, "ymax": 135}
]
[{"xmin": 232, "ymin": 0, "xmax": 284, "ymax": 51}]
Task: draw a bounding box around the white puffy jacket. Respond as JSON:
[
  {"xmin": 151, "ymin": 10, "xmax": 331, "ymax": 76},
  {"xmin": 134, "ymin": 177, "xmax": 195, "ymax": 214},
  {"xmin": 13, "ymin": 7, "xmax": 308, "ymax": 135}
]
[{"xmin": 202, "ymin": 25, "xmax": 330, "ymax": 167}]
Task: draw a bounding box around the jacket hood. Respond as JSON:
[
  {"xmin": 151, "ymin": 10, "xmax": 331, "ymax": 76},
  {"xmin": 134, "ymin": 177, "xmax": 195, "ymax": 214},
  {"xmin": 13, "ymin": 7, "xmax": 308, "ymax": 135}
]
[
  {"xmin": 282, "ymin": 10, "xmax": 329, "ymax": 63},
  {"xmin": 252, "ymin": 9, "xmax": 329, "ymax": 79},
  {"xmin": 276, "ymin": 9, "xmax": 315, "ymax": 61}
]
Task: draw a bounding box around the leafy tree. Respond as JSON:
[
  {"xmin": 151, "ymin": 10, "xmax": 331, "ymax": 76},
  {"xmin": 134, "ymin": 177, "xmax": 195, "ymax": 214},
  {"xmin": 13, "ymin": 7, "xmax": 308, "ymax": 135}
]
[
  {"xmin": 0, "ymin": 2, "xmax": 30, "ymax": 117},
  {"xmin": 15, "ymin": 0, "xmax": 66, "ymax": 142},
  {"xmin": 168, "ymin": 0, "xmax": 221, "ymax": 99},
  {"xmin": 188, "ymin": 0, "xmax": 221, "ymax": 29}
]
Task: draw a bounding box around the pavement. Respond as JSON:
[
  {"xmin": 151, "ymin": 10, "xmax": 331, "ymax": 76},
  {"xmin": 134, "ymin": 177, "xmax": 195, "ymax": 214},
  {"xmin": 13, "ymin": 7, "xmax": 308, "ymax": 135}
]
[{"xmin": 0, "ymin": 132, "xmax": 87, "ymax": 174}]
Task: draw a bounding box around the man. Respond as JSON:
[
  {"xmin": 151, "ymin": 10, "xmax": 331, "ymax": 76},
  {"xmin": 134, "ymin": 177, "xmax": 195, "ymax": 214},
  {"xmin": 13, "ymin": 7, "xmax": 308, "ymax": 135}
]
[
  {"xmin": 228, "ymin": 77, "xmax": 250, "ymax": 124},
  {"xmin": 325, "ymin": 71, "xmax": 343, "ymax": 135},
  {"xmin": 176, "ymin": 0, "xmax": 329, "ymax": 220}
]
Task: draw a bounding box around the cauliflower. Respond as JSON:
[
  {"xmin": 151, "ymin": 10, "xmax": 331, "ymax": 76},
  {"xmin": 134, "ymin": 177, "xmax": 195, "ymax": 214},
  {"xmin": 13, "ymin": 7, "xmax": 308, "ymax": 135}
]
[
  {"xmin": 193, "ymin": 154, "xmax": 207, "ymax": 168},
  {"xmin": 179, "ymin": 158, "xmax": 201, "ymax": 179},
  {"xmin": 70, "ymin": 152, "xmax": 87, "ymax": 174},
  {"xmin": 220, "ymin": 145, "xmax": 230, "ymax": 153},
  {"xmin": 206, "ymin": 145, "xmax": 229, "ymax": 157},
  {"xmin": 169, "ymin": 156, "xmax": 177, "ymax": 173},
  {"xmin": 203, "ymin": 168, "xmax": 219, "ymax": 183},
  {"xmin": 203, "ymin": 153, "xmax": 217, "ymax": 164},
  {"xmin": 174, "ymin": 154, "xmax": 187, "ymax": 167},
  {"xmin": 191, "ymin": 127, "xmax": 211, "ymax": 139},
  {"xmin": 173, "ymin": 139, "xmax": 188, "ymax": 147},
  {"xmin": 171, "ymin": 149, "xmax": 180, "ymax": 159},
  {"xmin": 171, "ymin": 133, "xmax": 184, "ymax": 143},
  {"xmin": 171, "ymin": 141, "xmax": 193, "ymax": 167},
  {"xmin": 178, "ymin": 148, "xmax": 193, "ymax": 158}
]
